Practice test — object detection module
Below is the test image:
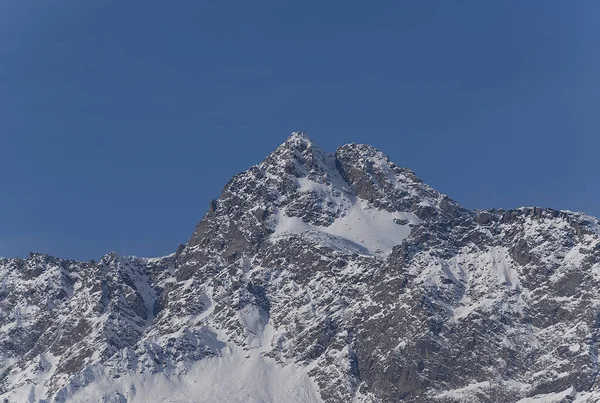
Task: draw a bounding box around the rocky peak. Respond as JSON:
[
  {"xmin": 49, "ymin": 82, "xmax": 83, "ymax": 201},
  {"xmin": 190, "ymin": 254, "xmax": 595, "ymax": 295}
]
[
  {"xmin": 335, "ymin": 142, "xmax": 469, "ymax": 222},
  {"xmin": 259, "ymin": 131, "xmax": 334, "ymax": 183},
  {"xmin": 188, "ymin": 134, "xmax": 470, "ymax": 261},
  {"xmin": 335, "ymin": 142, "xmax": 420, "ymax": 186},
  {"xmin": 4, "ymin": 133, "xmax": 600, "ymax": 403},
  {"xmin": 283, "ymin": 130, "xmax": 313, "ymax": 149}
]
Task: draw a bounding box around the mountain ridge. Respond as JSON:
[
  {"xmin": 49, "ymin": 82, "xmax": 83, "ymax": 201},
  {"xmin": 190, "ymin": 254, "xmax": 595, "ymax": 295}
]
[{"xmin": 1, "ymin": 132, "xmax": 600, "ymax": 402}]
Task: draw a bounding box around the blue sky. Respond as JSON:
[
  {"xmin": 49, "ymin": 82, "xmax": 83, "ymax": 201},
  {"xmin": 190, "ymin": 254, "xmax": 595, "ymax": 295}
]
[{"xmin": 1, "ymin": 1, "xmax": 599, "ymax": 260}]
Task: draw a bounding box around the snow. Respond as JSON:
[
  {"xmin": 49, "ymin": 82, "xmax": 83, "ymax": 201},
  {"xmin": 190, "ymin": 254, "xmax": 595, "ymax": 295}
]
[
  {"xmin": 516, "ymin": 387, "xmax": 576, "ymax": 402},
  {"xmin": 451, "ymin": 297, "xmax": 495, "ymax": 322},
  {"xmin": 272, "ymin": 198, "xmax": 416, "ymax": 256},
  {"xmin": 433, "ymin": 381, "xmax": 491, "ymax": 400},
  {"xmin": 236, "ymin": 305, "xmax": 269, "ymax": 348},
  {"xmin": 1, "ymin": 328, "xmax": 322, "ymax": 403},
  {"xmin": 1, "ymin": 353, "xmax": 60, "ymax": 403},
  {"xmin": 439, "ymin": 246, "xmax": 531, "ymax": 323},
  {"xmin": 62, "ymin": 343, "xmax": 322, "ymax": 403},
  {"xmin": 325, "ymin": 199, "xmax": 414, "ymax": 255},
  {"xmin": 263, "ymin": 144, "xmax": 420, "ymax": 257}
]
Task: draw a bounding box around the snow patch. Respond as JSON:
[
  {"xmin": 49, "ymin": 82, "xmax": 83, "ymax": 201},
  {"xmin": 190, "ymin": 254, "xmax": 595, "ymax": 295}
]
[
  {"xmin": 273, "ymin": 198, "xmax": 416, "ymax": 256},
  {"xmin": 516, "ymin": 387, "xmax": 576, "ymax": 402},
  {"xmin": 64, "ymin": 340, "xmax": 322, "ymax": 403}
]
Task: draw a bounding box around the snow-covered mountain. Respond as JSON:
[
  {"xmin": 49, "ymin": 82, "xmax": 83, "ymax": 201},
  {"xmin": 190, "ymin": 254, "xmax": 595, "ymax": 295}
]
[{"xmin": 2, "ymin": 132, "xmax": 600, "ymax": 402}]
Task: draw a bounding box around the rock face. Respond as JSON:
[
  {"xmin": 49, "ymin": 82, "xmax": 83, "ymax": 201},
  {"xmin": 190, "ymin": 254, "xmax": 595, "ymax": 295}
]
[{"xmin": 1, "ymin": 132, "xmax": 600, "ymax": 402}]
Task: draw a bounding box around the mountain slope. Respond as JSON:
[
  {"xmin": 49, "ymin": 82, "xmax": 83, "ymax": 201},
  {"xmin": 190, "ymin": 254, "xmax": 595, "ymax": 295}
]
[{"xmin": 1, "ymin": 132, "xmax": 600, "ymax": 402}]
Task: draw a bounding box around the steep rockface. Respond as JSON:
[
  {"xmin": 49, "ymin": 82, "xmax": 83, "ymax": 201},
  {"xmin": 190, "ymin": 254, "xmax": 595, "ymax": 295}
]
[{"xmin": 1, "ymin": 132, "xmax": 600, "ymax": 402}]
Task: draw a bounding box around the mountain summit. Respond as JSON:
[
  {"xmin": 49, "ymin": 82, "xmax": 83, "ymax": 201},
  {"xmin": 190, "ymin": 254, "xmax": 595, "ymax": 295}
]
[{"xmin": 1, "ymin": 134, "xmax": 600, "ymax": 402}]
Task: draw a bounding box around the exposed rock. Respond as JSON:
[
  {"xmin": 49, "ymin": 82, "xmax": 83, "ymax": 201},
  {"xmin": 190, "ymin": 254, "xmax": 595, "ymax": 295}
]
[{"xmin": 1, "ymin": 132, "xmax": 600, "ymax": 402}]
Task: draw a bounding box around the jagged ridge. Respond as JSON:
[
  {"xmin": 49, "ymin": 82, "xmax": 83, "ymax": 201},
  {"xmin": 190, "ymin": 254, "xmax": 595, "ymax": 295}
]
[{"xmin": 1, "ymin": 132, "xmax": 600, "ymax": 403}]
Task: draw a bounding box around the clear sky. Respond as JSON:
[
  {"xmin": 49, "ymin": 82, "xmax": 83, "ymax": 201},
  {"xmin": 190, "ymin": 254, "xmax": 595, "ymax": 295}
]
[{"xmin": 1, "ymin": 1, "xmax": 599, "ymax": 260}]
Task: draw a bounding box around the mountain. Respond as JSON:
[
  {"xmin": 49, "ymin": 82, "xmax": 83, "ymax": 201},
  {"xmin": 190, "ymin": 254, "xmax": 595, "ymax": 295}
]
[{"xmin": 1, "ymin": 132, "xmax": 600, "ymax": 402}]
